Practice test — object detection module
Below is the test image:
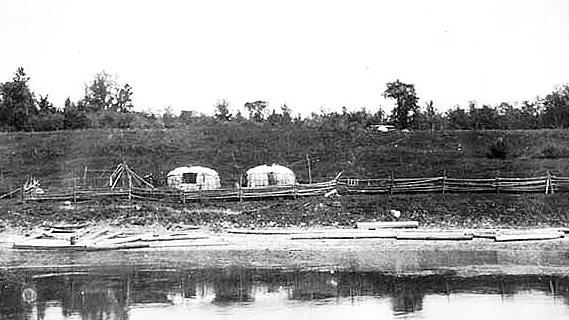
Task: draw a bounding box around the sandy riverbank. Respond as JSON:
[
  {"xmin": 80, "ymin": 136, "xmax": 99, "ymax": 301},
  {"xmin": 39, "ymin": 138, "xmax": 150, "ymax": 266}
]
[{"xmin": 1, "ymin": 225, "xmax": 569, "ymax": 277}]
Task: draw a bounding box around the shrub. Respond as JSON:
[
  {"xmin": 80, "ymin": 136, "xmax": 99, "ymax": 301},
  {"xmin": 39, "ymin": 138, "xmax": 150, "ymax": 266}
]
[
  {"xmin": 487, "ymin": 137, "xmax": 508, "ymax": 159},
  {"xmin": 541, "ymin": 144, "xmax": 569, "ymax": 158}
]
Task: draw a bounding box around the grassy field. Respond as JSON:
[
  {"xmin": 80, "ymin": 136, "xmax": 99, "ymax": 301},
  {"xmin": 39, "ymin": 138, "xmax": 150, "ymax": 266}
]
[
  {"xmin": 2, "ymin": 125, "xmax": 569, "ymax": 189},
  {"xmin": 2, "ymin": 125, "xmax": 569, "ymax": 229}
]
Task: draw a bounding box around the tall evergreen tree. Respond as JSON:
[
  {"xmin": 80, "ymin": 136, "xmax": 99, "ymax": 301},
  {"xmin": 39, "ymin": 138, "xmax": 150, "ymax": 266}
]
[{"xmin": 0, "ymin": 67, "xmax": 36, "ymax": 130}]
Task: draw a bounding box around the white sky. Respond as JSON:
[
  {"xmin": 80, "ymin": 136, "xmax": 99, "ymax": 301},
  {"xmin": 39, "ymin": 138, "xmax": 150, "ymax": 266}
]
[{"xmin": 1, "ymin": 0, "xmax": 568, "ymax": 116}]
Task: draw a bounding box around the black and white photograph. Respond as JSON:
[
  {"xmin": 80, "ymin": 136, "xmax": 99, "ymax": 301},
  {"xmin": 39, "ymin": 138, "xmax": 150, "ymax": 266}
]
[{"xmin": 1, "ymin": 0, "xmax": 569, "ymax": 319}]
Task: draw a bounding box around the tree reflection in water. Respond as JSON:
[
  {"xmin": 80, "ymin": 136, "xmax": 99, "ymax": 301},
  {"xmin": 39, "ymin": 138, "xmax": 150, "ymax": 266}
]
[{"xmin": 1, "ymin": 269, "xmax": 569, "ymax": 320}]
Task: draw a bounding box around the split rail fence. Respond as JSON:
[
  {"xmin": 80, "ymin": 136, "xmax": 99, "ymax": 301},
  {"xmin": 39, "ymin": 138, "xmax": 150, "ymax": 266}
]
[
  {"xmin": 6, "ymin": 163, "xmax": 569, "ymax": 203},
  {"xmin": 21, "ymin": 182, "xmax": 338, "ymax": 203},
  {"xmin": 338, "ymin": 173, "xmax": 563, "ymax": 195}
]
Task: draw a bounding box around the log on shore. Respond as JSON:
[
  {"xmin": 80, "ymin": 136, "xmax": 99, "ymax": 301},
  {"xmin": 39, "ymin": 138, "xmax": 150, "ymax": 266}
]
[
  {"xmin": 357, "ymin": 221, "xmax": 419, "ymax": 230},
  {"xmin": 494, "ymin": 232, "xmax": 564, "ymax": 242}
]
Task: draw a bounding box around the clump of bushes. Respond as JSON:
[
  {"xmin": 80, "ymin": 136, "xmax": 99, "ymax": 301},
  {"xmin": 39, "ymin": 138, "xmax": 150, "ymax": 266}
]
[
  {"xmin": 487, "ymin": 137, "xmax": 508, "ymax": 159},
  {"xmin": 540, "ymin": 144, "xmax": 569, "ymax": 158}
]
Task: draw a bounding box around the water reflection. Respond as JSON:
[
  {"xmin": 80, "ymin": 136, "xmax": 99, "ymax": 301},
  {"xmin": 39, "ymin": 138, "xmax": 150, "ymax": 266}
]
[{"xmin": 1, "ymin": 269, "xmax": 569, "ymax": 320}]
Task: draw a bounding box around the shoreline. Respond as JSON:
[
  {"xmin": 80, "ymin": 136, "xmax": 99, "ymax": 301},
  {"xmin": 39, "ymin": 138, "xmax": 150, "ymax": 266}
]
[{"xmin": 2, "ymin": 226, "xmax": 569, "ymax": 277}]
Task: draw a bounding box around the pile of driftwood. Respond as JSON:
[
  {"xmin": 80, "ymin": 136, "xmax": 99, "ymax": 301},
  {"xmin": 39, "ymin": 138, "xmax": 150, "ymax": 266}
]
[{"xmin": 12, "ymin": 224, "xmax": 211, "ymax": 251}]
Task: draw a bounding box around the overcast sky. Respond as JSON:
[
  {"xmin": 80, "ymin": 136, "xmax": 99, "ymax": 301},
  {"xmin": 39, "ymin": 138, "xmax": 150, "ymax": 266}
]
[{"xmin": 1, "ymin": 0, "xmax": 568, "ymax": 116}]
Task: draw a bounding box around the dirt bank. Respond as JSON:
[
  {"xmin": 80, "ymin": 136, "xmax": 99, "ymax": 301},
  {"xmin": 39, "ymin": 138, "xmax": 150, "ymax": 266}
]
[{"xmin": 1, "ymin": 193, "xmax": 569, "ymax": 231}]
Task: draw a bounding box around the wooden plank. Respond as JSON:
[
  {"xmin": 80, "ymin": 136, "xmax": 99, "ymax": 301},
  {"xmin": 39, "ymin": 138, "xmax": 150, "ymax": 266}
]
[
  {"xmin": 13, "ymin": 238, "xmax": 83, "ymax": 249},
  {"xmin": 472, "ymin": 230, "xmax": 498, "ymax": 239},
  {"xmin": 396, "ymin": 232, "xmax": 473, "ymax": 241},
  {"xmin": 357, "ymin": 221, "xmax": 419, "ymax": 229},
  {"xmin": 86, "ymin": 243, "xmax": 150, "ymax": 250},
  {"xmin": 225, "ymin": 229, "xmax": 304, "ymax": 235},
  {"xmin": 96, "ymin": 233, "xmax": 153, "ymax": 245},
  {"xmin": 292, "ymin": 231, "xmax": 397, "ymax": 240},
  {"xmin": 0, "ymin": 187, "xmax": 22, "ymax": 199},
  {"xmin": 51, "ymin": 223, "xmax": 88, "ymax": 230},
  {"xmin": 140, "ymin": 234, "xmax": 208, "ymax": 241},
  {"xmin": 13, "ymin": 244, "xmax": 87, "ymax": 250},
  {"xmin": 76, "ymin": 230, "xmax": 121, "ymax": 245},
  {"xmin": 495, "ymin": 232, "xmax": 563, "ymax": 242},
  {"xmin": 76, "ymin": 227, "xmax": 110, "ymax": 243}
]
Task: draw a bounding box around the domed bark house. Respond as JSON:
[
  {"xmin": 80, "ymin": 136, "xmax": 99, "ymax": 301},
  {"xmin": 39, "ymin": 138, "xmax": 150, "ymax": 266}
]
[
  {"xmin": 166, "ymin": 166, "xmax": 221, "ymax": 191},
  {"xmin": 246, "ymin": 164, "xmax": 295, "ymax": 187}
]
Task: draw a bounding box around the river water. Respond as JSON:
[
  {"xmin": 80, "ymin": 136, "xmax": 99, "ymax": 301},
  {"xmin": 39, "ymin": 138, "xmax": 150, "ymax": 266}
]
[{"xmin": 1, "ymin": 268, "xmax": 568, "ymax": 320}]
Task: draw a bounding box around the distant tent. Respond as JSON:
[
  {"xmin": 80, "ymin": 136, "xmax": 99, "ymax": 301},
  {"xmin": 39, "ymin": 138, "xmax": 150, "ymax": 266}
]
[
  {"xmin": 167, "ymin": 166, "xmax": 221, "ymax": 191},
  {"xmin": 246, "ymin": 164, "xmax": 295, "ymax": 187}
]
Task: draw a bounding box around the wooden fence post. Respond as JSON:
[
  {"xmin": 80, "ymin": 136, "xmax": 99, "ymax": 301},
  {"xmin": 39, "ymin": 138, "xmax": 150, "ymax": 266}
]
[
  {"xmin": 294, "ymin": 183, "xmax": 297, "ymax": 199},
  {"xmin": 128, "ymin": 172, "xmax": 132, "ymax": 201},
  {"xmin": 73, "ymin": 175, "xmax": 77, "ymax": 203},
  {"xmin": 442, "ymin": 170, "xmax": 446, "ymax": 194},
  {"xmin": 390, "ymin": 172, "xmax": 394, "ymax": 195},
  {"xmin": 306, "ymin": 154, "xmax": 312, "ymax": 184},
  {"xmin": 496, "ymin": 175, "xmax": 500, "ymax": 194},
  {"xmin": 239, "ymin": 175, "xmax": 243, "ymax": 203},
  {"xmin": 547, "ymin": 171, "xmax": 555, "ymax": 194},
  {"xmin": 21, "ymin": 181, "xmax": 25, "ymax": 203},
  {"xmin": 545, "ymin": 171, "xmax": 552, "ymax": 195}
]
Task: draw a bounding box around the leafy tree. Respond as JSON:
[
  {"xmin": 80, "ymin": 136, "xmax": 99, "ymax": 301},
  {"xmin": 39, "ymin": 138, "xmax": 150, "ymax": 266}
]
[
  {"xmin": 469, "ymin": 102, "xmax": 498, "ymax": 130},
  {"xmin": 83, "ymin": 71, "xmax": 115, "ymax": 112},
  {"xmin": 496, "ymin": 102, "xmax": 520, "ymax": 129},
  {"xmin": 37, "ymin": 94, "xmax": 56, "ymax": 115},
  {"xmin": 233, "ymin": 110, "xmax": 247, "ymax": 123},
  {"xmin": 446, "ymin": 106, "xmax": 469, "ymax": 129},
  {"xmin": 83, "ymin": 71, "xmax": 134, "ymax": 113},
  {"xmin": 519, "ymin": 100, "xmax": 541, "ymax": 129},
  {"xmin": 244, "ymin": 100, "xmax": 268, "ymax": 122},
  {"xmin": 214, "ymin": 99, "xmax": 232, "ymax": 121},
  {"xmin": 0, "ymin": 67, "xmax": 37, "ymax": 131},
  {"xmin": 266, "ymin": 104, "xmax": 293, "ymax": 126},
  {"xmin": 162, "ymin": 105, "xmax": 177, "ymax": 128},
  {"xmin": 280, "ymin": 103, "xmax": 292, "ymax": 124},
  {"xmin": 179, "ymin": 110, "xmax": 196, "ymax": 124},
  {"xmin": 383, "ymin": 80, "xmax": 419, "ymax": 129},
  {"xmin": 63, "ymin": 97, "xmax": 89, "ymax": 129},
  {"xmin": 367, "ymin": 106, "xmax": 386, "ymax": 126},
  {"xmin": 113, "ymin": 83, "xmax": 133, "ymax": 112},
  {"xmin": 542, "ymin": 84, "xmax": 569, "ymax": 128}
]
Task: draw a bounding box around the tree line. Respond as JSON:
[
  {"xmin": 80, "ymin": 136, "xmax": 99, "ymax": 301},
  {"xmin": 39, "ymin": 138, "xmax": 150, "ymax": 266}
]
[{"xmin": 1, "ymin": 67, "xmax": 569, "ymax": 132}]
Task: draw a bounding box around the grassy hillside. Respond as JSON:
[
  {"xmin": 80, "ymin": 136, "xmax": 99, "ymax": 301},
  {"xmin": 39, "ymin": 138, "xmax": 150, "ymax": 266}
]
[
  {"xmin": 2, "ymin": 125, "xmax": 569, "ymax": 192},
  {"xmin": 3, "ymin": 126, "xmax": 569, "ymax": 229}
]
